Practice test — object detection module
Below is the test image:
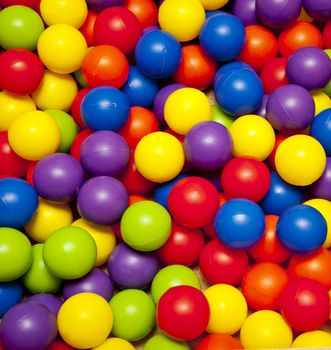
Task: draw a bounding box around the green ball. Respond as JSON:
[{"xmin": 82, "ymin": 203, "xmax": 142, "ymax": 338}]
[
  {"xmin": 151, "ymin": 265, "xmax": 201, "ymax": 303},
  {"xmin": 73, "ymin": 68, "xmax": 88, "ymax": 88},
  {"xmin": 0, "ymin": 227, "xmax": 32, "ymax": 282},
  {"xmin": 0, "ymin": 5, "xmax": 44, "ymax": 50},
  {"xmin": 322, "ymin": 49, "xmax": 331, "ymax": 97},
  {"xmin": 120, "ymin": 200, "xmax": 172, "ymax": 252},
  {"xmin": 211, "ymin": 104, "xmax": 236, "ymax": 128},
  {"xmin": 143, "ymin": 334, "xmax": 190, "ymax": 350},
  {"xmin": 109, "ymin": 289, "xmax": 155, "ymax": 341},
  {"xmin": 42, "ymin": 226, "xmax": 97, "ymax": 280},
  {"xmin": 22, "ymin": 243, "xmax": 62, "ymax": 294},
  {"xmin": 46, "ymin": 109, "xmax": 78, "ymax": 153}
]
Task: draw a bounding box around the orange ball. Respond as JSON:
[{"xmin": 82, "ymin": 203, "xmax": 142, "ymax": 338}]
[
  {"xmin": 196, "ymin": 334, "xmax": 243, "ymax": 350},
  {"xmin": 124, "ymin": 0, "xmax": 158, "ymax": 29}
]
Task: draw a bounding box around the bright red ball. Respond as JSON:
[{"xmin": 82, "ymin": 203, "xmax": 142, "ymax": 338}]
[
  {"xmin": 1, "ymin": 0, "xmax": 37, "ymax": 8},
  {"xmin": 70, "ymin": 129, "xmax": 93, "ymax": 162},
  {"xmin": 25, "ymin": 161, "xmax": 37, "ymax": 186},
  {"xmin": 196, "ymin": 334, "xmax": 243, "ymax": 350},
  {"xmin": 124, "ymin": 0, "xmax": 158, "ymax": 29},
  {"xmin": 267, "ymin": 133, "xmax": 288, "ymax": 170},
  {"xmin": 70, "ymin": 87, "xmax": 90, "ymax": 129},
  {"xmin": 80, "ymin": 10, "xmax": 97, "ymax": 47},
  {"xmin": 260, "ymin": 57, "xmax": 289, "ymax": 94},
  {"xmin": 323, "ymin": 21, "xmax": 331, "ymax": 49},
  {"xmin": 46, "ymin": 340, "xmax": 74, "ymax": 350}
]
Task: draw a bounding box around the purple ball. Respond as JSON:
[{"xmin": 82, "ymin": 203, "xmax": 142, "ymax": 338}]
[
  {"xmin": 80, "ymin": 131, "xmax": 130, "ymax": 177},
  {"xmin": 232, "ymin": 0, "xmax": 259, "ymax": 26},
  {"xmin": 25, "ymin": 294, "xmax": 63, "ymax": 316},
  {"xmin": 256, "ymin": 0, "xmax": 302, "ymax": 29},
  {"xmin": 33, "ymin": 153, "xmax": 84, "ymax": 203},
  {"xmin": 86, "ymin": 0, "xmax": 123, "ymax": 11},
  {"xmin": 310, "ymin": 157, "xmax": 331, "ymax": 200},
  {"xmin": 266, "ymin": 84, "xmax": 315, "ymax": 132},
  {"xmin": 77, "ymin": 176, "xmax": 128, "ymax": 225},
  {"xmin": 255, "ymin": 94, "xmax": 269, "ymax": 118},
  {"xmin": 0, "ymin": 303, "xmax": 57, "ymax": 350},
  {"xmin": 184, "ymin": 121, "xmax": 233, "ymax": 171},
  {"xmin": 303, "ymin": 0, "xmax": 331, "ymax": 21},
  {"xmin": 286, "ymin": 47, "xmax": 331, "ymax": 91},
  {"xmin": 63, "ymin": 268, "xmax": 113, "ymax": 301},
  {"xmin": 152, "ymin": 83, "xmax": 185, "ymax": 125},
  {"xmin": 107, "ymin": 243, "xmax": 159, "ymax": 289}
]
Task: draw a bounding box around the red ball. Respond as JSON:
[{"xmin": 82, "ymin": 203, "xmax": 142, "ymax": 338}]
[
  {"xmin": 157, "ymin": 285, "xmax": 210, "ymax": 341},
  {"xmin": 0, "ymin": 131, "xmax": 29, "ymax": 178},
  {"xmin": 172, "ymin": 45, "xmax": 216, "ymax": 90},
  {"xmin": 94, "ymin": 6, "xmax": 142, "ymax": 54},
  {"xmin": 196, "ymin": 334, "xmax": 243, "ymax": 350},
  {"xmin": 267, "ymin": 133, "xmax": 288, "ymax": 170},
  {"xmin": 157, "ymin": 221, "xmax": 205, "ymax": 266},
  {"xmin": 25, "ymin": 161, "xmax": 37, "ymax": 186},
  {"xmin": 323, "ymin": 21, "xmax": 331, "ymax": 49},
  {"xmin": 128, "ymin": 194, "xmax": 148, "ymax": 206},
  {"xmin": 248, "ymin": 215, "xmax": 291, "ymax": 264},
  {"xmin": 168, "ymin": 176, "xmax": 219, "ymax": 228},
  {"xmin": 0, "ymin": 49, "xmax": 44, "ymax": 95},
  {"xmin": 1, "ymin": 0, "xmax": 37, "ymax": 8},
  {"xmin": 279, "ymin": 278, "xmax": 330, "ymax": 332},
  {"xmin": 70, "ymin": 129, "xmax": 93, "ymax": 162},
  {"xmin": 81, "ymin": 45, "xmax": 129, "ymax": 88},
  {"xmin": 123, "ymin": 0, "xmax": 158, "ymax": 29},
  {"xmin": 237, "ymin": 25, "xmax": 278, "ymax": 71},
  {"xmin": 80, "ymin": 10, "xmax": 97, "ymax": 47},
  {"xmin": 70, "ymin": 87, "xmax": 90, "ymax": 129},
  {"xmin": 221, "ymin": 157, "xmax": 271, "ymax": 202},
  {"xmin": 260, "ymin": 57, "xmax": 289, "ymax": 94},
  {"xmin": 242, "ymin": 262, "xmax": 289, "ymax": 311},
  {"xmin": 46, "ymin": 340, "xmax": 74, "ymax": 350},
  {"xmin": 199, "ymin": 239, "xmax": 248, "ymax": 286}
]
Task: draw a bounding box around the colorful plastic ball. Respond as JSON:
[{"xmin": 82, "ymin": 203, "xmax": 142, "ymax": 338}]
[
  {"xmin": 240, "ymin": 310, "xmax": 293, "ymax": 349},
  {"xmin": 81, "ymin": 45, "xmax": 129, "ymax": 89},
  {"xmin": 197, "ymin": 334, "xmax": 243, "ymax": 350},
  {"xmin": 280, "ymin": 278, "xmax": 330, "ymax": 331},
  {"xmin": 210, "ymin": 104, "xmax": 235, "ymax": 128},
  {"xmin": 71, "ymin": 88, "xmax": 89, "ymax": 129},
  {"xmin": 310, "ymin": 157, "xmax": 331, "ymax": 200},
  {"xmin": 0, "ymin": 5, "xmax": 44, "ymax": 50},
  {"xmin": 107, "ymin": 243, "xmax": 159, "ymax": 290},
  {"xmin": 303, "ymin": 0, "xmax": 331, "ymax": 21},
  {"xmin": 80, "ymin": 10, "xmax": 97, "ymax": 46},
  {"xmin": 81, "ymin": 86, "xmax": 130, "ymax": 131},
  {"xmin": 86, "ymin": 0, "xmax": 123, "ymax": 11},
  {"xmin": 0, "ymin": 281, "xmax": 23, "ymax": 317},
  {"xmin": 31, "ymin": 70, "xmax": 78, "ymax": 112},
  {"xmin": 292, "ymin": 330, "xmax": 331, "ymax": 348},
  {"xmin": 158, "ymin": 0, "xmax": 205, "ymax": 42},
  {"xmin": 120, "ymin": 200, "xmax": 171, "ymax": 251},
  {"xmin": 94, "ymin": 6, "xmax": 141, "ymax": 53},
  {"xmin": 43, "ymin": 226, "xmax": 96, "ymax": 280},
  {"xmin": 144, "ymin": 334, "xmax": 189, "ymax": 350},
  {"xmin": 0, "ymin": 302, "xmax": 57, "ymax": 350},
  {"xmin": 1, "ymin": 0, "xmax": 39, "ymax": 8},
  {"xmin": 92, "ymin": 337, "xmax": 135, "ymax": 350},
  {"xmin": 46, "ymin": 340, "xmax": 74, "ymax": 350},
  {"xmin": 323, "ymin": 22, "xmax": 331, "ymax": 49},
  {"xmin": 58, "ymin": 292, "xmax": 113, "ymax": 349},
  {"xmin": 260, "ymin": 57, "xmax": 289, "ymax": 94},
  {"xmin": 312, "ymin": 90, "xmax": 331, "ymax": 115},
  {"xmin": 124, "ymin": 0, "xmax": 158, "ymax": 29},
  {"xmin": 26, "ymin": 294, "xmax": 63, "ymax": 316},
  {"xmin": 232, "ymin": 0, "xmax": 258, "ymax": 26},
  {"xmin": 214, "ymin": 199, "xmax": 265, "ymax": 249},
  {"xmin": 110, "ymin": 289, "xmax": 155, "ymax": 341},
  {"xmin": 40, "ymin": 0, "xmax": 88, "ymax": 28},
  {"xmin": 278, "ymin": 22, "xmax": 323, "ymax": 57},
  {"xmin": 77, "ymin": 176, "xmax": 128, "ymax": 225}
]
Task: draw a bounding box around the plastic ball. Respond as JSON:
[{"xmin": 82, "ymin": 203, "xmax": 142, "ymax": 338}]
[
  {"xmin": 158, "ymin": 0, "xmax": 205, "ymax": 42},
  {"xmin": 110, "ymin": 289, "xmax": 155, "ymax": 341},
  {"xmin": 71, "ymin": 88, "xmax": 89, "ymax": 129},
  {"xmin": 323, "ymin": 22, "xmax": 331, "ymax": 49},
  {"xmin": 46, "ymin": 340, "xmax": 74, "ymax": 350},
  {"xmin": 107, "ymin": 243, "xmax": 159, "ymax": 289},
  {"xmin": 303, "ymin": 0, "xmax": 331, "ymax": 21},
  {"xmin": 275, "ymin": 135, "xmax": 326, "ymax": 186},
  {"xmin": 196, "ymin": 334, "xmax": 243, "ymax": 350},
  {"xmin": 79, "ymin": 10, "xmax": 97, "ymax": 46},
  {"xmin": 0, "ymin": 281, "xmax": 23, "ymax": 317},
  {"xmin": 210, "ymin": 104, "xmax": 235, "ymax": 128},
  {"xmin": 1, "ymin": 0, "xmax": 39, "ymax": 8},
  {"xmin": 92, "ymin": 337, "xmax": 135, "ymax": 350},
  {"xmin": 120, "ymin": 200, "xmax": 171, "ymax": 251},
  {"xmin": 124, "ymin": 0, "xmax": 158, "ymax": 29},
  {"xmin": 0, "ymin": 5, "xmax": 44, "ymax": 50},
  {"xmin": 58, "ymin": 293, "xmax": 113, "ymax": 349},
  {"xmin": 240, "ymin": 310, "xmax": 293, "ymax": 349},
  {"xmin": 144, "ymin": 334, "xmax": 189, "ymax": 350},
  {"xmin": 86, "ymin": 0, "xmax": 124, "ymax": 11},
  {"xmin": 292, "ymin": 330, "xmax": 331, "ymax": 348},
  {"xmin": 199, "ymin": 0, "xmax": 228, "ymax": 10},
  {"xmin": 26, "ymin": 294, "xmax": 63, "ymax": 317},
  {"xmin": 312, "ymin": 90, "xmax": 331, "ymax": 115},
  {"xmin": 260, "ymin": 57, "xmax": 289, "ymax": 94},
  {"xmin": 232, "ymin": 0, "xmax": 258, "ymax": 26},
  {"xmin": 310, "ymin": 157, "xmax": 331, "ymax": 201}
]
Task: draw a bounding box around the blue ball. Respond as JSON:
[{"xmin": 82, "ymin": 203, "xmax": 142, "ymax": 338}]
[
  {"xmin": 0, "ymin": 281, "xmax": 23, "ymax": 317},
  {"xmin": 81, "ymin": 86, "xmax": 130, "ymax": 131},
  {"xmin": 215, "ymin": 67, "xmax": 264, "ymax": 116},
  {"xmin": 0, "ymin": 178, "xmax": 38, "ymax": 228},
  {"xmin": 277, "ymin": 205, "xmax": 327, "ymax": 253},
  {"xmin": 213, "ymin": 61, "xmax": 254, "ymax": 88},
  {"xmin": 200, "ymin": 13, "xmax": 246, "ymax": 61},
  {"xmin": 135, "ymin": 29, "xmax": 182, "ymax": 79},
  {"xmin": 310, "ymin": 108, "xmax": 331, "ymax": 156},
  {"xmin": 122, "ymin": 66, "xmax": 159, "ymax": 108},
  {"xmin": 214, "ymin": 198, "xmax": 265, "ymax": 249},
  {"xmin": 260, "ymin": 172, "xmax": 304, "ymax": 215}
]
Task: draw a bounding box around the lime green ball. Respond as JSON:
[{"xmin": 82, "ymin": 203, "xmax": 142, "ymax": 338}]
[
  {"xmin": 109, "ymin": 289, "xmax": 155, "ymax": 341},
  {"xmin": 46, "ymin": 109, "xmax": 78, "ymax": 153},
  {"xmin": 22, "ymin": 243, "xmax": 62, "ymax": 294},
  {"xmin": 73, "ymin": 68, "xmax": 88, "ymax": 88},
  {"xmin": 143, "ymin": 334, "xmax": 190, "ymax": 350},
  {"xmin": 151, "ymin": 264, "xmax": 201, "ymax": 303},
  {"xmin": 211, "ymin": 104, "xmax": 236, "ymax": 128},
  {"xmin": 43, "ymin": 226, "xmax": 97, "ymax": 280},
  {"xmin": 0, "ymin": 5, "xmax": 45, "ymax": 50},
  {"xmin": 120, "ymin": 200, "xmax": 172, "ymax": 252},
  {"xmin": 322, "ymin": 50, "xmax": 331, "ymax": 97},
  {"xmin": 0, "ymin": 227, "xmax": 32, "ymax": 282}
]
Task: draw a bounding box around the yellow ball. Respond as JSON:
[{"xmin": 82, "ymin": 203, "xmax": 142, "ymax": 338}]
[
  {"xmin": 25, "ymin": 198, "xmax": 73, "ymax": 242},
  {"xmin": 164, "ymin": 88, "xmax": 211, "ymax": 135},
  {"xmin": 72, "ymin": 218, "xmax": 116, "ymax": 266},
  {"xmin": 134, "ymin": 132, "xmax": 185, "ymax": 183},
  {"xmin": 0, "ymin": 92, "xmax": 36, "ymax": 131},
  {"xmin": 159, "ymin": 0, "xmax": 205, "ymax": 42},
  {"xmin": 229, "ymin": 114, "xmax": 276, "ymax": 160},
  {"xmin": 275, "ymin": 135, "xmax": 326, "ymax": 186},
  {"xmin": 40, "ymin": 0, "xmax": 88, "ymax": 28},
  {"xmin": 199, "ymin": 0, "xmax": 228, "ymax": 10},
  {"xmin": 58, "ymin": 292, "xmax": 113, "ymax": 349},
  {"xmin": 240, "ymin": 310, "xmax": 293, "ymax": 349},
  {"xmin": 292, "ymin": 330, "xmax": 331, "ymax": 348},
  {"xmin": 312, "ymin": 91, "xmax": 331, "ymax": 115},
  {"xmin": 38, "ymin": 24, "xmax": 87, "ymax": 74},
  {"xmin": 204, "ymin": 284, "xmax": 247, "ymax": 335},
  {"xmin": 8, "ymin": 110, "xmax": 60, "ymax": 161},
  {"xmin": 92, "ymin": 338, "xmax": 135, "ymax": 350}
]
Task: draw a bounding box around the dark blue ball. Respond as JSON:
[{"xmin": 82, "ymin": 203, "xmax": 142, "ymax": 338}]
[
  {"xmin": 0, "ymin": 281, "xmax": 23, "ymax": 317},
  {"xmin": 213, "ymin": 61, "xmax": 254, "ymax": 88},
  {"xmin": 310, "ymin": 108, "xmax": 331, "ymax": 156}
]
